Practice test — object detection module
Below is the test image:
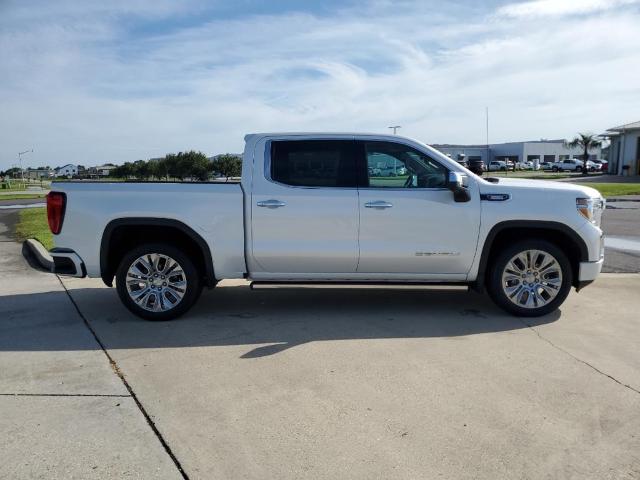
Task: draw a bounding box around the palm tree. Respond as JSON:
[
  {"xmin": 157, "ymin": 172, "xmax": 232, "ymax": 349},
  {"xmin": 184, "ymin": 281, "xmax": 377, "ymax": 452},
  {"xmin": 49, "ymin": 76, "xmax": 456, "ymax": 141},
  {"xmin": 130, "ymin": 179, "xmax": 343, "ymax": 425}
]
[{"xmin": 564, "ymin": 133, "xmax": 602, "ymax": 175}]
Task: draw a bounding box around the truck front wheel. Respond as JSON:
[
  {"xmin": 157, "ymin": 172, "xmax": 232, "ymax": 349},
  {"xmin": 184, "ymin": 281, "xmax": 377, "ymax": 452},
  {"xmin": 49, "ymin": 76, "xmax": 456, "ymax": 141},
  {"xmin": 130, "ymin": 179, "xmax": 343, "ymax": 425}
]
[
  {"xmin": 487, "ymin": 240, "xmax": 572, "ymax": 317},
  {"xmin": 115, "ymin": 243, "xmax": 201, "ymax": 321}
]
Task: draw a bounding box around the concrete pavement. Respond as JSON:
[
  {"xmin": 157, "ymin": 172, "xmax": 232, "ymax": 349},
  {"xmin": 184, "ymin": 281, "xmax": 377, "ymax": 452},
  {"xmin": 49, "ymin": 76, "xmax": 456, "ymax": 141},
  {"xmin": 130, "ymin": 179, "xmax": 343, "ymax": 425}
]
[
  {"xmin": 0, "ymin": 223, "xmax": 183, "ymax": 478},
  {"xmin": 58, "ymin": 275, "xmax": 640, "ymax": 479}
]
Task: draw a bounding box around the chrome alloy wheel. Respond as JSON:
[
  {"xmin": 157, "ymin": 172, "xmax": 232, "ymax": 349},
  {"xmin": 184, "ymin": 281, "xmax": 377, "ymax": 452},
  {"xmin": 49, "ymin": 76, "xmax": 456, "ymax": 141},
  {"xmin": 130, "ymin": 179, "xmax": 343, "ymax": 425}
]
[
  {"xmin": 501, "ymin": 249, "xmax": 563, "ymax": 309},
  {"xmin": 125, "ymin": 253, "xmax": 187, "ymax": 312}
]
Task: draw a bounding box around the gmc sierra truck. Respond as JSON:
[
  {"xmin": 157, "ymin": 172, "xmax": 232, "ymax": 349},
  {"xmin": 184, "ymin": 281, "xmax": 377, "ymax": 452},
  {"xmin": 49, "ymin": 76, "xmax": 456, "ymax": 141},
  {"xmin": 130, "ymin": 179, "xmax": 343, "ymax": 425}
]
[{"xmin": 46, "ymin": 133, "xmax": 605, "ymax": 320}]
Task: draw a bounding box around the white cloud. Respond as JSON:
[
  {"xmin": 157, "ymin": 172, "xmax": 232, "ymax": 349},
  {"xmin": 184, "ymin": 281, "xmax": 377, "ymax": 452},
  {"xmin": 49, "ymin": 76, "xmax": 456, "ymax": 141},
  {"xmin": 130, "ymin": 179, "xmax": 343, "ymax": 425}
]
[
  {"xmin": 0, "ymin": 1, "xmax": 639, "ymax": 168},
  {"xmin": 497, "ymin": 0, "xmax": 639, "ymax": 18}
]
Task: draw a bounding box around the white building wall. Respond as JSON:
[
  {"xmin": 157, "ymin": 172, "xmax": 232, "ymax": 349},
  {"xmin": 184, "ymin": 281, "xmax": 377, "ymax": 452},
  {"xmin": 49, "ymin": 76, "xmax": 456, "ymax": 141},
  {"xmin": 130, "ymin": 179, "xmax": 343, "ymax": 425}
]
[{"xmin": 55, "ymin": 165, "xmax": 78, "ymax": 177}]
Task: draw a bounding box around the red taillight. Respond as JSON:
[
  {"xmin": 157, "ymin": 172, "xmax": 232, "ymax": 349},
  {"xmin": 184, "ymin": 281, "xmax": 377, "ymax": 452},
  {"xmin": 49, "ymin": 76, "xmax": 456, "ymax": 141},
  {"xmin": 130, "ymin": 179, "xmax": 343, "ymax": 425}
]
[{"xmin": 47, "ymin": 192, "xmax": 66, "ymax": 234}]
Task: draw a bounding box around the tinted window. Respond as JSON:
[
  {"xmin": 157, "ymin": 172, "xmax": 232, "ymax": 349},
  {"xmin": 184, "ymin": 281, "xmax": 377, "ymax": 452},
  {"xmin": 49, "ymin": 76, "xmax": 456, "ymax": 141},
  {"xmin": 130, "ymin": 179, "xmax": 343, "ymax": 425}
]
[
  {"xmin": 364, "ymin": 141, "xmax": 447, "ymax": 188},
  {"xmin": 270, "ymin": 140, "xmax": 357, "ymax": 187}
]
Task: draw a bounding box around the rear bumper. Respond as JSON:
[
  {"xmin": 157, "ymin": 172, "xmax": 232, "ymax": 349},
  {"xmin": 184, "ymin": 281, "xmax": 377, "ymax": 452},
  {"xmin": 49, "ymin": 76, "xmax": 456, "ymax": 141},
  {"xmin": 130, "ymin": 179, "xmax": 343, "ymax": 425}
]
[{"xmin": 50, "ymin": 248, "xmax": 86, "ymax": 278}]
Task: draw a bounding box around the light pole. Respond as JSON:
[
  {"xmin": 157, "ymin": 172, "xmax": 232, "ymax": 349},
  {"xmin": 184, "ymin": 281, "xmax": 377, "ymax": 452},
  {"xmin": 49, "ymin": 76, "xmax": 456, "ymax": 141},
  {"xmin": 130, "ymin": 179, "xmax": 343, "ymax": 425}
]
[
  {"xmin": 388, "ymin": 126, "xmax": 401, "ymax": 135},
  {"xmin": 18, "ymin": 149, "xmax": 33, "ymax": 184}
]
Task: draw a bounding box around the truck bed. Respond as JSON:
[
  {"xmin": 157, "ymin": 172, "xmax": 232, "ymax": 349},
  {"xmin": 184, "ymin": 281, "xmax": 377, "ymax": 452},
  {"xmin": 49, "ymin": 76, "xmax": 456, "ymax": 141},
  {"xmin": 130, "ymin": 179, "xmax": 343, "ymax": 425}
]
[{"xmin": 51, "ymin": 181, "xmax": 247, "ymax": 279}]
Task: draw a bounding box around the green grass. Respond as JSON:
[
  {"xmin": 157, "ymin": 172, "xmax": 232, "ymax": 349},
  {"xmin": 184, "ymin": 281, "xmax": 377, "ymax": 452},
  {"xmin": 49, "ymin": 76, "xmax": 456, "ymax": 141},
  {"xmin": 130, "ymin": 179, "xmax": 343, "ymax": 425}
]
[
  {"xmin": 1, "ymin": 181, "xmax": 49, "ymax": 190},
  {"xmin": 576, "ymin": 183, "xmax": 640, "ymax": 198},
  {"xmin": 488, "ymin": 171, "xmax": 584, "ymax": 180},
  {"xmin": 0, "ymin": 193, "xmax": 47, "ymax": 200},
  {"xmin": 15, "ymin": 207, "xmax": 54, "ymax": 250},
  {"xmin": 1, "ymin": 182, "xmax": 27, "ymax": 190}
]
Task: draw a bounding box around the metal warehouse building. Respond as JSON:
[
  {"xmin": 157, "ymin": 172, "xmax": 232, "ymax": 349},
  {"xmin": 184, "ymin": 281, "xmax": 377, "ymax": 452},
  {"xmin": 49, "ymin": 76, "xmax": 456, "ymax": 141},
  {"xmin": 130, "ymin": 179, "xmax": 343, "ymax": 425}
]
[
  {"xmin": 602, "ymin": 120, "xmax": 640, "ymax": 176},
  {"xmin": 433, "ymin": 140, "xmax": 601, "ymax": 166}
]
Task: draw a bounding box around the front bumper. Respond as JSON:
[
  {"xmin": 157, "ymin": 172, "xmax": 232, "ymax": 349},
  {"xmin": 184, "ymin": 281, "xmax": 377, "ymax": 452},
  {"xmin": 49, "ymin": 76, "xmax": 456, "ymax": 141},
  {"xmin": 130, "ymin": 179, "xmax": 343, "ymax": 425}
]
[
  {"xmin": 50, "ymin": 248, "xmax": 86, "ymax": 278},
  {"xmin": 576, "ymin": 258, "xmax": 603, "ymax": 291},
  {"xmin": 579, "ymin": 258, "xmax": 604, "ymax": 281}
]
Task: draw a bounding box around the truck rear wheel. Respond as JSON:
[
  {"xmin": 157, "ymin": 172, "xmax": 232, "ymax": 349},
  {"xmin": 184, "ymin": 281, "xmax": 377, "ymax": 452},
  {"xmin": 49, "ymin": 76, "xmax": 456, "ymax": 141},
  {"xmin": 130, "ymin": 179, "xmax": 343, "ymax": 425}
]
[
  {"xmin": 487, "ymin": 240, "xmax": 572, "ymax": 317},
  {"xmin": 115, "ymin": 243, "xmax": 201, "ymax": 321}
]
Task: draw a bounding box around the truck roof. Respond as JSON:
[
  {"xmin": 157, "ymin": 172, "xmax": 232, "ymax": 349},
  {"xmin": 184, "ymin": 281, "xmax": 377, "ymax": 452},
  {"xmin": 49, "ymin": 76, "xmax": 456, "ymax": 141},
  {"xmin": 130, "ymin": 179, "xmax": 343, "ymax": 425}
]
[{"xmin": 244, "ymin": 132, "xmax": 418, "ymax": 143}]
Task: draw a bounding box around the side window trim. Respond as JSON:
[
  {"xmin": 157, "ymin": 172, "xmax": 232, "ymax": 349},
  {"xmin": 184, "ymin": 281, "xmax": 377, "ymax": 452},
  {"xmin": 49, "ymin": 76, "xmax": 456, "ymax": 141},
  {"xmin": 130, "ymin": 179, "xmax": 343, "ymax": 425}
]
[
  {"xmin": 356, "ymin": 140, "xmax": 450, "ymax": 190},
  {"xmin": 264, "ymin": 139, "xmax": 359, "ymax": 190}
]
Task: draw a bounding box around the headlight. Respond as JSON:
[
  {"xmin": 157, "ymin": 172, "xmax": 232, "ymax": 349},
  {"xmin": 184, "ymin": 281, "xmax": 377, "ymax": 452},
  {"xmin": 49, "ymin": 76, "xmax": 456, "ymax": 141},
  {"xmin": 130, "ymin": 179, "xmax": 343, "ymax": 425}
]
[
  {"xmin": 576, "ymin": 198, "xmax": 594, "ymax": 222},
  {"xmin": 577, "ymin": 197, "xmax": 604, "ymax": 225}
]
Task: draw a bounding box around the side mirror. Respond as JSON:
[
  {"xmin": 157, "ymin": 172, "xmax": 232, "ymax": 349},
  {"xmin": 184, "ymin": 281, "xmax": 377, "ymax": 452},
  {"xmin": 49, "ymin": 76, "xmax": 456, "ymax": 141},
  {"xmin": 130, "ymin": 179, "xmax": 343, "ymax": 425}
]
[{"xmin": 447, "ymin": 171, "xmax": 471, "ymax": 203}]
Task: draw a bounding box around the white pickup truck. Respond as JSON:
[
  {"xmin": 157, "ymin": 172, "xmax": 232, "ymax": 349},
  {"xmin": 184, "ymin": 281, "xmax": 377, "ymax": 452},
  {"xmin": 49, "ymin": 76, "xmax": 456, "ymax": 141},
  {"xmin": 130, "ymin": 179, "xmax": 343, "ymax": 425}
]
[{"xmin": 46, "ymin": 133, "xmax": 605, "ymax": 320}]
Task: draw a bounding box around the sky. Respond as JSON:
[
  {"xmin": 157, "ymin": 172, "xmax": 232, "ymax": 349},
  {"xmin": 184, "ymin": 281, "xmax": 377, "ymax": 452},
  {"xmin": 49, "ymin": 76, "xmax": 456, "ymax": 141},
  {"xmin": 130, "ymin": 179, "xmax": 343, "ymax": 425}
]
[{"xmin": 1, "ymin": 0, "xmax": 639, "ymax": 169}]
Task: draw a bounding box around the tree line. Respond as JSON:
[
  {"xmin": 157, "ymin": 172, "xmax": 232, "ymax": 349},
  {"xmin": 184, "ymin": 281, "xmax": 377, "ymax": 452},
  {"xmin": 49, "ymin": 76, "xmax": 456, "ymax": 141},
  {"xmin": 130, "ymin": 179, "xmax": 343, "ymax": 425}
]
[{"xmin": 111, "ymin": 151, "xmax": 242, "ymax": 181}]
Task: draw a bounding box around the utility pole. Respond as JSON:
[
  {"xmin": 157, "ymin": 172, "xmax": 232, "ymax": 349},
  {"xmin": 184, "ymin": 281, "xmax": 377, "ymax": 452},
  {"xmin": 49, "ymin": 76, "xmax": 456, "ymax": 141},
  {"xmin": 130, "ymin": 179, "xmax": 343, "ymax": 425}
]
[
  {"xmin": 486, "ymin": 107, "xmax": 491, "ymax": 174},
  {"xmin": 18, "ymin": 149, "xmax": 33, "ymax": 184},
  {"xmin": 388, "ymin": 126, "xmax": 401, "ymax": 135}
]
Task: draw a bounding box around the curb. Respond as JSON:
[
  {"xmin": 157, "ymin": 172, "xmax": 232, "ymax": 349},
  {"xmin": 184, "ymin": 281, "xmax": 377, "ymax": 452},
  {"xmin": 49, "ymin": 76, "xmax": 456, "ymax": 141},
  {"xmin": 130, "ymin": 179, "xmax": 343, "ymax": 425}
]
[{"xmin": 24, "ymin": 238, "xmax": 53, "ymax": 271}]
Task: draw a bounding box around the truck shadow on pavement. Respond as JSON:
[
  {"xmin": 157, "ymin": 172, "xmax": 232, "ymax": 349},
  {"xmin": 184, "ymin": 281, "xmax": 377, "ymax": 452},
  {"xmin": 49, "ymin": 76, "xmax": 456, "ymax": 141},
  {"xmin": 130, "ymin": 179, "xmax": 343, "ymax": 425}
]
[{"xmin": 0, "ymin": 282, "xmax": 560, "ymax": 358}]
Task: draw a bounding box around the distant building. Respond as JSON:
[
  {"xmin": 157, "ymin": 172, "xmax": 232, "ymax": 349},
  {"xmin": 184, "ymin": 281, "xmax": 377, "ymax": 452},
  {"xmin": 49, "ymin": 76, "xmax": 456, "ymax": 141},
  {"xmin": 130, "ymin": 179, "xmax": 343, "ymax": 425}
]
[
  {"xmin": 433, "ymin": 140, "xmax": 601, "ymax": 166},
  {"xmin": 431, "ymin": 144, "xmax": 490, "ymax": 165},
  {"xmin": 91, "ymin": 164, "xmax": 117, "ymax": 177},
  {"xmin": 602, "ymin": 121, "xmax": 640, "ymax": 175},
  {"xmin": 54, "ymin": 164, "xmax": 78, "ymax": 177},
  {"xmin": 26, "ymin": 168, "xmax": 53, "ymax": 180}
]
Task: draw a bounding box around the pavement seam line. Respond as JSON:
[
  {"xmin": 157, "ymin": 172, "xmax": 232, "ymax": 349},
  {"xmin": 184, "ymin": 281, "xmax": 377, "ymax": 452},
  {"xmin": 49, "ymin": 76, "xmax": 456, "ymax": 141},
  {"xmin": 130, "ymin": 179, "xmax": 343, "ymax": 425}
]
[
  {"xmin": 55, "ymin": 275, "xmax": 191, "ymax": 480},
  {"xmin": 520, "ymin": 319, "xmax": 640, "ymax": 396},
  {"xmin": 0, "ymin": 393, "xmax": 130, "ymax": 397}
]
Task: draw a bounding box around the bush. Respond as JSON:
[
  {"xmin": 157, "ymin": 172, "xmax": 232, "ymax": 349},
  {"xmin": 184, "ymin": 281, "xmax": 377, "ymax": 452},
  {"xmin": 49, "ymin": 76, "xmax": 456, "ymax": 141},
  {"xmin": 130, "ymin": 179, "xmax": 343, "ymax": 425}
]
[{"xmin": 212, "ymin": 154, "xmax": 242, "ymax": 180}]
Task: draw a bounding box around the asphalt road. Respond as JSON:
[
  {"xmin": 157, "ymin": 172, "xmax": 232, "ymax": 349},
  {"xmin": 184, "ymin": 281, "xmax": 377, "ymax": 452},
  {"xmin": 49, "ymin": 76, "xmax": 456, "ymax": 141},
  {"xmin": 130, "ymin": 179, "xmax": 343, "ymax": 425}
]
[
  {"xmin": 602, "ymin": 197, "xmax": 640, "ymax": 273},
  {"xmin": 0, "ymin": 198, "xmax": 45, "ymax": 208},
  {"xmin": 1, "ymin": 209, "xmax": 640, "ymax": 479}
]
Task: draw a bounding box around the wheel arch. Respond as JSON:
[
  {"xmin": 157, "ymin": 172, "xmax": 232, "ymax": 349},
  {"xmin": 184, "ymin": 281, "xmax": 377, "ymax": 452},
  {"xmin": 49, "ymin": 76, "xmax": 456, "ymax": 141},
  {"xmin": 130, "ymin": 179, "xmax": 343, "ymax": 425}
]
[
  {"xmin": 100, "ymin": 218, "xmax": 216, "ymax": 288},
  {"xmin": 474, "ymin": 221, "xmax": 588, "ymax": 291}
]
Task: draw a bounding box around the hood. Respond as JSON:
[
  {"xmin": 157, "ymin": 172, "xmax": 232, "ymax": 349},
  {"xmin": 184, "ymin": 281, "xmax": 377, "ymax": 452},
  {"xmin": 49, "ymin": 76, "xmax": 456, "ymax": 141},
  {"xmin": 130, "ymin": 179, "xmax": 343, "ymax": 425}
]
[{"xmin": 481, "ymin": 177, "xmax": 601, "ymax": 198}]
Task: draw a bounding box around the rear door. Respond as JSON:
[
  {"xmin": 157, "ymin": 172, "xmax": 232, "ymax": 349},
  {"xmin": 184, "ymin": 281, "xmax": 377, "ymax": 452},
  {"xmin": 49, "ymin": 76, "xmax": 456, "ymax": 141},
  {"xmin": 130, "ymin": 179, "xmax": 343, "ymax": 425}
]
[
  {"xmin": 250, "ymin": 139, "xmax": 360, "ymax": 274},
  {"xmin": 356, "ymin": 140, "xmax": 481, "ymax": 275}
]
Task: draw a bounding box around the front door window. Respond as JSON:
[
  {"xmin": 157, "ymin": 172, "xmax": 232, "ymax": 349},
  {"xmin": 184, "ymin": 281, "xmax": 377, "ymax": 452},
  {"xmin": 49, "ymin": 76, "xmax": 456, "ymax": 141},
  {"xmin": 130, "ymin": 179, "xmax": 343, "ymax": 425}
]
[{"xmin": 364, "ymin": 141, "xmax": 447, "ymax": 189}]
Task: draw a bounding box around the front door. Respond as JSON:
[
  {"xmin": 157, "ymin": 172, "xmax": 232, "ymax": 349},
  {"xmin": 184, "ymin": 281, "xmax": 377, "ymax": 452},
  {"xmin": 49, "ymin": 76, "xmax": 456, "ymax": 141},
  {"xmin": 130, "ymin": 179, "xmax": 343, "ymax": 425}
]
[
  {"xmin": 250, "ymin": 139, "xmax": 360, "ymax": 275},
  {"xmin": 357, "ymin": 140, "xmax": 481, "ymax": 276}
]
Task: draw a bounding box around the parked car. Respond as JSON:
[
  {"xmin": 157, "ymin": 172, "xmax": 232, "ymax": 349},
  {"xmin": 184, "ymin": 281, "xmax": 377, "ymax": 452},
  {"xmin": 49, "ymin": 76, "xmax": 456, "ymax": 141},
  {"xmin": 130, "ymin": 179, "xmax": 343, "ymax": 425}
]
[
  {"xmin": 468, "ymin": 158, "xmax": 485, "ymax": 176},
  {"xmin": 488, "ymin": 161, "xmax": 507, "ymax": 171},
  {"xmin": 585, "ymin": 160, "xmax": 601, "ymax": 172},
  {"xmin": 46, "ymin": 132, "xmax": 605, "ymax": 320},
  {"xmin": 553, "ymin": 159, "xmax": 584, "ymax": 172},
  {"xmin": 520, "ymin": 161, "xmax": 535, "ymax": 170},
  {"xmin": 592, "ymin": 159, "xmax": 608, "ymax": 173},
  {"xmin": 540, "ymin": 162, "xmax": 554, "ymax": 171}
]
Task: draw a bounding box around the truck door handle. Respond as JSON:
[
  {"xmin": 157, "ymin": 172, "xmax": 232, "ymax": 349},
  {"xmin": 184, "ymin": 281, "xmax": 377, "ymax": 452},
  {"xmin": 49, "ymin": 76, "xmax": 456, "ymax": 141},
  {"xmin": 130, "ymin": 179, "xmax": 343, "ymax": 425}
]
[
  {"xmin": 365, "ymin": 201, "xmax": 393, "ymax": 209},
  {"xmin": 257, "ymin": 199, "xmax": 286, "ymax": 208}
]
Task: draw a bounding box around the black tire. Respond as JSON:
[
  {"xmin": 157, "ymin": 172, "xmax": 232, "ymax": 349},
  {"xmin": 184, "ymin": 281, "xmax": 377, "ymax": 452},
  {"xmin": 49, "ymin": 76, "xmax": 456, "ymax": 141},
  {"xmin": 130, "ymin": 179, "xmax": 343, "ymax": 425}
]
[
  {"xmin": 487, "ymin": 239, "xmax": 572, "ymax": 317},
  {"xmin": 576, "ymin": 166, "xmax": 582, "ymax": 172},
  {"xmin": 552, "ymin": 167, "xmax": 559, "ymax": 172},
  {"xmin": 115, "ymin": 243, "xmax": 202, "ymax": 321}
]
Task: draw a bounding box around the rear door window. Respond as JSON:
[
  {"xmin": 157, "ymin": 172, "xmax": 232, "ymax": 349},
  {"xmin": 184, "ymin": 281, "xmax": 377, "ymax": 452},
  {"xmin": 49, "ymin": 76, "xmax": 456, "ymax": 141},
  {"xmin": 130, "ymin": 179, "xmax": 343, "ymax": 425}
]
[{"xmin": 270, "ymin": 140, "xmax": 357, "ymax": 188}]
